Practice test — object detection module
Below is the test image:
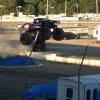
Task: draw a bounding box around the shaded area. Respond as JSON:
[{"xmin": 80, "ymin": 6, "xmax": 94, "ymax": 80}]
[
  {"xmin": 46, "ymin": 41, "xmax": 100, "ymax": 58},
  {"xmin": 0, "ymin": 59, "xmax": 100, "ymax": 100}
]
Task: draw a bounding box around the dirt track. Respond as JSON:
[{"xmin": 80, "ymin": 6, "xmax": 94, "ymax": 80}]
[{"xmin": 0, "ymin": 23, "xmax": 100, "ymax": 100}]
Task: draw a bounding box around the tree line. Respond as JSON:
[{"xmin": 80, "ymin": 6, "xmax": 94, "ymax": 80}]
[{"xmin": 0, "ymin": 0, "xmax": 99, "ymax": 16}]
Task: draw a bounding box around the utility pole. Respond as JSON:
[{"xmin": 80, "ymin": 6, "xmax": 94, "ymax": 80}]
[
  {"xmin": 96, "ymin": 0, "xmax": 98, "ymax": 14},
  {"xmin": 46, "ymin": 0, "xmax": 49, "ymax": 18},
  {"xmin": 65, "ymin": 0, "xmax": 67, "ymax": 16}
]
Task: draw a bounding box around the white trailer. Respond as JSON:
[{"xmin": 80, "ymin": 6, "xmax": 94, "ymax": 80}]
[{"xmin": 57, "ymin": 74, "xmax": 100, "ymax": 100}]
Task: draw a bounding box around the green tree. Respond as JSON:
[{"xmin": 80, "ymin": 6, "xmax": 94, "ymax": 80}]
[
  {"xmin": 0, "ymin": 0, "xmax": 99, "ymax": 16},
  {"xmin": 79, "ymin": 0, "xmax": 95, "ymax": 13}
]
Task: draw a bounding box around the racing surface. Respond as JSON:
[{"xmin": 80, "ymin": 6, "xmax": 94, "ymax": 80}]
[{"xmin": 0, "ymin": 23, "xmax": 100, "ymax": 100}]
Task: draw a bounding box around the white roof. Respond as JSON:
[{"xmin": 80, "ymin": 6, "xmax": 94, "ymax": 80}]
[{"xmin": 59, "ymin": 74, "xmax": 100, "ymax": 84}]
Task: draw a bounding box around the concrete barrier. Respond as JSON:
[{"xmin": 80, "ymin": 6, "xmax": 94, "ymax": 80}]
[{"xmin": 26, "ymin": 52, "xmax": 100, "ymax": 67}]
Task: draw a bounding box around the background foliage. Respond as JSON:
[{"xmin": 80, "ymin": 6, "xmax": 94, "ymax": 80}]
[{"xmin": 0, "ymin": 0, "xmax": 99, "ymax": 16}]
